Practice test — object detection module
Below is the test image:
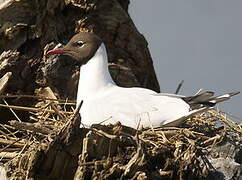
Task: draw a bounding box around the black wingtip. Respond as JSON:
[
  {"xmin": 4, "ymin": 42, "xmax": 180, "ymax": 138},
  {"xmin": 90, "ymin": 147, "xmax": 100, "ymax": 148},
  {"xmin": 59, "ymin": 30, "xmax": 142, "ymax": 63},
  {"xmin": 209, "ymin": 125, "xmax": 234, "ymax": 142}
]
[{"xmin": 229, "ymin": 91, "xmax": 240, "ymax": 97}]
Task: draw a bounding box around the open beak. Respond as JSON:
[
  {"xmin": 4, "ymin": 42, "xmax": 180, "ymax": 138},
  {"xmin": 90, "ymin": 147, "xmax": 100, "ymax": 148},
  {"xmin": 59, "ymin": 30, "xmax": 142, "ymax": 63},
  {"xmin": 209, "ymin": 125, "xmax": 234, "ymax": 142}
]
[{"xmin": 46, "ymin": 48, "xmax": 65, "ymax": 56}]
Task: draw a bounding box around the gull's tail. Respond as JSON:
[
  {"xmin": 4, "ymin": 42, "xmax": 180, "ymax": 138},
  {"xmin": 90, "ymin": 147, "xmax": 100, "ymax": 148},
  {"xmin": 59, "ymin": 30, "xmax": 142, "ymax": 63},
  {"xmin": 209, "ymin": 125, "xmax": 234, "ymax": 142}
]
[
  {"xmin": 182, "ymin": 91, "xmax": 240, "ymax": 109},
  {"xmin": 160, "ymin": 91, "xmax": 240, "ymax": 127}
]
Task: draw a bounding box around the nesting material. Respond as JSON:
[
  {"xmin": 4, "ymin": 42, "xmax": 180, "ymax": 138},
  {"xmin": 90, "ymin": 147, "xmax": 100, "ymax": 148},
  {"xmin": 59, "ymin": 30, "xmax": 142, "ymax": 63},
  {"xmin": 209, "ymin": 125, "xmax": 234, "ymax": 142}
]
[{"xmin": 0, "ymin": 94, "xmax": 241, "ymax": 180}]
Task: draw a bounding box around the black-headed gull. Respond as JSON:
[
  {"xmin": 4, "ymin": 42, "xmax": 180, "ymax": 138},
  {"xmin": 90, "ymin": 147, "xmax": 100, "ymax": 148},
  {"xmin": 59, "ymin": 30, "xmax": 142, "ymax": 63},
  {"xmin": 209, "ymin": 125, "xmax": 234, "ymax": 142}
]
[{"xmin": 47, "ymin": 32, "xmax": 239, "ymax": 129}]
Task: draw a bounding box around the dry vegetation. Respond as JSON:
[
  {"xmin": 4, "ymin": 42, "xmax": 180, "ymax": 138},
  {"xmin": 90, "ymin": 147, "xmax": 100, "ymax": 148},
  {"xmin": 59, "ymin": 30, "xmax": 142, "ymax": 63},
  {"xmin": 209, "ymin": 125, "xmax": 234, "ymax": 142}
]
[{"xmin": 0, "ymin": 86, "xmax": 241, "ymax": 179}]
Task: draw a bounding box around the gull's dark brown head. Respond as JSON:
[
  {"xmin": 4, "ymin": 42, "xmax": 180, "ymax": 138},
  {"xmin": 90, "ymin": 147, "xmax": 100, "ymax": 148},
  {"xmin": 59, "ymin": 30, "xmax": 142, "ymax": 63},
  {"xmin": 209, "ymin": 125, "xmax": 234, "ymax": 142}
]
[{"xmin": 47, "ymin": 32, "xmax": 102, "ymax": 64}]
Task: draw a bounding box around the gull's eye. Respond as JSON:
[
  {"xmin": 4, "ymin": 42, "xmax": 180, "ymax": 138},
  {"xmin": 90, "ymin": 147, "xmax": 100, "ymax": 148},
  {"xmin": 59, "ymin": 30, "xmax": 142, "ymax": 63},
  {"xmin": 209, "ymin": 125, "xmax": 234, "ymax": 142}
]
[{"xmin": 75, "ymin": 40, "xmax": 85, "ymax": 47}]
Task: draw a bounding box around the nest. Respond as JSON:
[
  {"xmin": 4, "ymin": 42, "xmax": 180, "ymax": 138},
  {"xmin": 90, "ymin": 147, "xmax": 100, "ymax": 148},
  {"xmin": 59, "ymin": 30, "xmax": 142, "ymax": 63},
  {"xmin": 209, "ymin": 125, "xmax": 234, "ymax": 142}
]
[{"xmin": 0, "ymin": 89, "xmax": 241, "ymax": 180}]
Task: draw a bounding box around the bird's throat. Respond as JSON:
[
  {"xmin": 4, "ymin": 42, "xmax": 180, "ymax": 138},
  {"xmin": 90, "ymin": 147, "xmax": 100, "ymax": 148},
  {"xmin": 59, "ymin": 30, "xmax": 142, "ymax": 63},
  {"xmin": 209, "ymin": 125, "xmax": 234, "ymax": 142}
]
[{"xmin": 76, "ymin": 43, "xmax": 115, "ymax": 103}]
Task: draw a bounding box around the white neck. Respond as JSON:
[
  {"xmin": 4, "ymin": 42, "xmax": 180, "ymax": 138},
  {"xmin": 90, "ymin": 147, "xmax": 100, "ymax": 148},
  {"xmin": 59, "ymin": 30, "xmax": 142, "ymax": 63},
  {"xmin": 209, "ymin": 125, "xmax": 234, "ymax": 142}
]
[{"xmin": 76, "ymin": 43, "xmax": 115, "ymax": 102}]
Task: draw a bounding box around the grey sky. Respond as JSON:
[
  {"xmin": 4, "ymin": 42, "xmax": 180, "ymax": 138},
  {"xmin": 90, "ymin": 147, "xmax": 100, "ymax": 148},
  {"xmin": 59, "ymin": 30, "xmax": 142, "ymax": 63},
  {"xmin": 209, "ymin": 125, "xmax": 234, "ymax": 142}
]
[{"xmin": 129, "ymin": 1, "xmax": 242, "ymax": 120}]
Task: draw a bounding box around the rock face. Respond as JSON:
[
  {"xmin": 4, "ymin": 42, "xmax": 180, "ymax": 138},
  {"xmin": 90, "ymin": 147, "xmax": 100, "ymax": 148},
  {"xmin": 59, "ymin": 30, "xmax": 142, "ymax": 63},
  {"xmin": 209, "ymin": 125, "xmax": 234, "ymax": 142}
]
[
  {"xmin": 0, "ymin": 1, "xmax": 161, "ymax": 179},
  {"xmin": 0, "ymin": 0, "xmax": 160, "ymax": 102},
  {"xmin": 206, "ymin": 143, "xmax": 242, "ymax": 180}
]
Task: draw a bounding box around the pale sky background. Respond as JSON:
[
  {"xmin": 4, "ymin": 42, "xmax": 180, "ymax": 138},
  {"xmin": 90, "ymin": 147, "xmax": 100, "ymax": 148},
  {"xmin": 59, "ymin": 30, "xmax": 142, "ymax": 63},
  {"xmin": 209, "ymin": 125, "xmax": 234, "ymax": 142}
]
[{"xmin": 129, "ymin": 1, "xmax": 242, "ymax": 120}]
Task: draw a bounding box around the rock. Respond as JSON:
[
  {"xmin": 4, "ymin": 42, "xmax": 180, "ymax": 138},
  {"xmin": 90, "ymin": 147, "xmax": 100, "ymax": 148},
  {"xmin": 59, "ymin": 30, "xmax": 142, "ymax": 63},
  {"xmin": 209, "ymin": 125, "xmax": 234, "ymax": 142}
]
[{"xmin": 206, "ymin": 142, "xmax": 242, "ymax": 180}]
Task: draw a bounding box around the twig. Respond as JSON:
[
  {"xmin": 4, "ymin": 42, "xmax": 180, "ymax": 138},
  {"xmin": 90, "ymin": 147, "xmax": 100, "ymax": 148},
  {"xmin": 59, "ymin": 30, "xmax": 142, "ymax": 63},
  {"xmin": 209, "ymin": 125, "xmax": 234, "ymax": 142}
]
[
  {"xmin": 58, "ymin": 101, "xmax": 83, "ymax": 136},
  {"xmin": 0, "ymin": 152, "xmax": 19, "ymax": 159},
  {"xmin": 0, "ymin": 103, "xmax": 73, "ymax": 115},
  {"xmin": 175, "ymin": 80, "xmax": 184, "ymax": 94},
  {"xmin": 0, "ymin": 138, "xmax": 25, "ymax": 148},
  {"xmin": 9, "ymin": 120, "xmax": 53, "ymax": 135},
  {"xmin": 73, "ymin": 101, "xmax": 83, "ymax": 118},
  {"xmin": 3, "ymin": 99, "xmax": 21, "ymax": 122},
  {"xmin": 16, "ymin": 135, "xmax": 33, "ymax": 159},
  {"xmin": 90, "ymin": 128, "xmax": 117, "ymax": 139},
  {"xmin": 78, "ymin": 158, "xmax": 118, "ymax": 166},
  {"xmin": 0, "ymin": 124, "xmax": 18, "ymax": 138},
  {"xmin": 0, "ymin": 72, "xmax": 12, "ymax": 94},
  {"xmin": 0, "ymin": 135, "xmax": 29, "ymax": 159},
  {"xmin": 50, "ymin": 103, "xmax": 66, "ymax": 120},
  {"xmin": 0, "ymin": 94, "xmax": 76, "ymax": 104},
  {"xmin": 201, "ymin": 134, "xmax": 221, "ymax": 146},
  {"xmin": 0, "ymin": 147, "xmax": 21, "ymax": 152}
]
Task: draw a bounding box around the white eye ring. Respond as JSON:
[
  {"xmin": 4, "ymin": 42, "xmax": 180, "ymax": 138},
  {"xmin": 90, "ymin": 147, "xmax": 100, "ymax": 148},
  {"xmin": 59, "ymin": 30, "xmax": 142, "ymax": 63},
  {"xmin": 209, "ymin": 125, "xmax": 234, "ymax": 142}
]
[{"xmin": 76, "ymin": 40, "xmax": 85, "ymax": 46}]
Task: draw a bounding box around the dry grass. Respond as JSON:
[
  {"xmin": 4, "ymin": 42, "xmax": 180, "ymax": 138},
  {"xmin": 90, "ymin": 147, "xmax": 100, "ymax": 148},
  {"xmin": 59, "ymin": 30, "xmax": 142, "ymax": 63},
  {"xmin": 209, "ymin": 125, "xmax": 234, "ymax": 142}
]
[{"xmin": 0, "ymin": 95, "xmax": 241, "ymax": 179}]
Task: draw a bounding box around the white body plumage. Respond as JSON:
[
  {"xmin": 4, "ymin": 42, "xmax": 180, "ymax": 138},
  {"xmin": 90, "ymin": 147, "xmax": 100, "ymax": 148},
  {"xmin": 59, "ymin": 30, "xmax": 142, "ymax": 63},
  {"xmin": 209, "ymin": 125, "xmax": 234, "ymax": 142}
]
[{"xmin": 77, "ymin": 44, "xmax": 191, "ymax": 128}]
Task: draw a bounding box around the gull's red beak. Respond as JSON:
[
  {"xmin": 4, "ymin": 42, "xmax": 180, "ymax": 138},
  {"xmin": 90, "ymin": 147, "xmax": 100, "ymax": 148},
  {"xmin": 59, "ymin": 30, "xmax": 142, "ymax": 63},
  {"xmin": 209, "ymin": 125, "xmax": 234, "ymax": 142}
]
[{"xmin": 46, "ymin": 48, "xmax": 65, "ymax": 56}]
